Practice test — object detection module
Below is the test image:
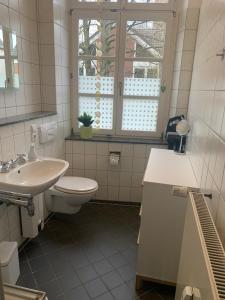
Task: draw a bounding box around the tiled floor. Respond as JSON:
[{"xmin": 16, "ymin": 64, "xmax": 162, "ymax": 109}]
[{"xmin": 17, "ymin": 203, "xmax": 175, "ymax": 300}]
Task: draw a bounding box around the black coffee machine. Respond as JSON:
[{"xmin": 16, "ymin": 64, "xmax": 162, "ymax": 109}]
[{"xmin": 165, "ymin": 115, "xmax": 186, "ymax": 153}]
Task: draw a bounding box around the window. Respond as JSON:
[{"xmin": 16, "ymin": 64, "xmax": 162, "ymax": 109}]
[
  {"xmin": 0, "ymin": 27, "xmax": 19, "ymax": 89},
  {"xmin": 71, "ymin": 1, "xmax": 176, "ymax": 137}
]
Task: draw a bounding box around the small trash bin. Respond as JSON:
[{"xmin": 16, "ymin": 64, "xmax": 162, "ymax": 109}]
[{"xmin": 0, "ymin": 241, "xmax": 20, "ymax": 284}]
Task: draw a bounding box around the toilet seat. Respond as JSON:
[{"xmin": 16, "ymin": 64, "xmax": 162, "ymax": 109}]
[{"xmin": 54, "ymin": 176, "xmax": 98, "ymax": 195}]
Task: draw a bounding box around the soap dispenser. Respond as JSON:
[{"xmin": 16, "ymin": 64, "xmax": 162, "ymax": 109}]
[
  {"xmin": 28, "ymin": 143, "xmax": 37, "ymax": 161},
  {"xmin": 28, "ymin": 125, "xmax": 38, "ymax": 161}
]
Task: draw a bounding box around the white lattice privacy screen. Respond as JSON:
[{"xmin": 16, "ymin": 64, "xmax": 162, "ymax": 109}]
[
  {"xmin": 79, "ymin": 76, "xmax": 160, "ymax": 96},
  {"xmin": 128, "ymin": 0, "xmax": 168, "ymax": 3},
  {"xmin": 122, "ymin": 99, "xmax": 158, "ymax": 132},
  {"xmin": 124, "ymin": 78, "xmax": 160, "ymax": 97},
  {"xmin": 79, "ymin": 76, "xmax": 114, "ymax": 94},
  {"xmin": 79, "ymin": 96, "xmax": 113, "ymax": 129}
]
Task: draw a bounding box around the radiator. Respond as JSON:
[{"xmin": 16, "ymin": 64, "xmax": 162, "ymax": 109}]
[{"xmin": 175, "ymin": 192, "xmax": 225, "ymax": 300}]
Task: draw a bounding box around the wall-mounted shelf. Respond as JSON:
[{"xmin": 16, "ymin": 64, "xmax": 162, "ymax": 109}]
[{"xmin": 0, "ymin": 111, "xmax": 56, "ymax": 128}]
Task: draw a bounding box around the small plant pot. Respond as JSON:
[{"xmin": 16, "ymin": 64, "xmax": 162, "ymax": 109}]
[{"xmin": 80, "ymin": 125, "xmax": 93, "ymax": 139}]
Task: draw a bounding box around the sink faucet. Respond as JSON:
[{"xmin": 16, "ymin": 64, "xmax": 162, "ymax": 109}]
[
  {"xmin": 14, "ymin": 154, "xmax": 27, "ymax": 165},
  {"xmin": 0, "ymin": 161, "xmax": 11, "ymax": 173},
  {"xmin": 0, "ymin": 154, "xmax": 27, "ymax": 173}
]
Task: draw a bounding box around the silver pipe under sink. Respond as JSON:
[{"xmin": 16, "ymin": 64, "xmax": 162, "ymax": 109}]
[{"xmin": 0, "ymin": 190, "xmax": 34, "ymax": 217}]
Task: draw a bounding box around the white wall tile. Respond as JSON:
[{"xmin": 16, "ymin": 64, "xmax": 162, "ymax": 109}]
[
  {"xmin": 73, "ymin": 141, "xmax": 84, "ymax": 154},
  {"xmin": 132, "ymin": 158, "xmax": 146, "ymax": 173},
  {"xmin": 119, "ymin": 187, "xmax": 130, "ymax": 202},
  {"xmin": 109, "ymin": 143, "xmax": 122, "ymax": 152},
  {"xmin": 120, "ymin": 157, "xmax": 133, "ymax": 172},
  {"xmin": 97, "ymin": 155, "xmax": 109, "ymax": 171},
  {"xmin": 73, "ymin": 154, "xmax": 85, "ymax": 169},
  {"xmin": 96, "ymin": 186, "xmax": 108, "ymax": 201},
  {"xmin": 65, "ymin": 141, "xmax": 162, "ymax": 203},
  {"xmin": 97, "ymin": 142, "xmax": 109, "ymax": 156},
  {"xmin": 187, "ymin": 0, "xmax": 225, "ymax": 242},
  {"xmin": 120, "ymin": 172, "xmax": 132, "ymax": 187},
  {"xmin": 85, "ymin": 142, "xmax": 97, "ymax": 155},
  {"xmin": 96, "ymin": 171, "xmax": 108, "ymax": 186},
  {"xmin": 85, "ymin": 155, "xmax": 97, "ymax": 170},
  {"xmin": 131, "ymin": 173, "xmax": 143, "ymax": 188},
  {"xmin": 108, "ymin": 186, "xmax": 119, "ymax": 201},
  {"xmin": 121, "ymin": 144, "xmax": 133, "ymax": 157},
  {"xmin": 108, "ymin": 171, "xmax": 120, "ymax": 186},
  {"xmin": 133, "ymin": 144, "xmax": 147, "ymax": 158}
]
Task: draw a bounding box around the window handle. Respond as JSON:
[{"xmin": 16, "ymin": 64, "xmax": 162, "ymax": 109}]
[{"xmin": 119, "ymin": 82, "xmax": 123, "ymax": 97}]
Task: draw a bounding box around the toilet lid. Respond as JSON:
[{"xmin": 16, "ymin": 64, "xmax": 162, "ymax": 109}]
[{"xmin": 54, "ymin": 176, "xmax": 98, "ymax": 194}]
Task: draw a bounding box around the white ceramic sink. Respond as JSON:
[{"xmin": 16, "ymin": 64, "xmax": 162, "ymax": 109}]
[{"xmin": 0, "ymin": 158, "xmax": 69, "ymax": 196}]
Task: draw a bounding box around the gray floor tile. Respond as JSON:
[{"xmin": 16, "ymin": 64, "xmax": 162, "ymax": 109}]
[
  {"xmin": 108, "ymin": 253, "xmax": 127, "ymax": 269},
  {"xmin": 76, "ymin": 265, "xmax": 99, "ymax": 284},
  {"xmin": 59, "ymin": 272, "xmax": 82, "ymax": 291},
  {"xmin": 84, "ymin": 278, "xmax": 108, "ymax": 298},
  {"xmin": 65, "ymin": 285, "xmax": 91, "ymax": 300},
  {"xmin": 18, "ymin": 203, "xmax": 174, "ymax": 300},
  {"xmin": 101, "ymin": 270, "xmax": 124, "ymax": 290},
  {"xmin": 34, "ymin": 266, "xmax": 56, "ymax": 287},
  {"xmin": 111, "ymin": 283, "xmax": 135, "ymax": 300},
  {"xmin": 95, "ymin": 292, "xmax": 115, "ymax": 300},
  {"xmin": 38, "ymin": 279, "xmax": 63, "ymax": 299},
  {"xmin": 29, "ymin": 255, "xmax": 50, "ymax": 272},
  {"xmin": 93, "ymin": 259, "xmax": 114, "ymax": 276}
]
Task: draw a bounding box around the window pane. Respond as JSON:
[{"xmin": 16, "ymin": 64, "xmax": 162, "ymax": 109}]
[
  {"xmin": 128, "ymin": 0, "xmax": 168, "ymax": 3},
  {"xmin": 79, "ymin": 19, "xmax": 117, "ymax": 57},
  {"xmin": 79, "ymin": 96, "xmax": 113, "ymax": 129},
  {"xmin": 124, "ymin": 61, "xmax": 161, "ymax": 96},
  {"xmin": 125, "ymin": 20, "xmax": 166, "ymax": 59},
  {"xmin": 0, "ymin": 58, "xmax": 6, "ymax": 88},
  {"xmin": 10, "ymin": 32, "xmax": 18, "ymax": 56},
  {"xmin": 122, "ymin": 99, "xmax": 158, "ymax": 132},
  {"xmin": 0, "ymin": 28, "xmax": 4, "ymax": 56},
  {"xmin": 79, "ymin": 59, "xmax": 114, "ymax": 94},
  {"xmin": 12, "ymin": 59, "xmax": 19, "ymax": 88}
]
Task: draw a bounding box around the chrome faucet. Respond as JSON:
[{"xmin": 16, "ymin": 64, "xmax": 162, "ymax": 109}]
[
  {"xmin": 0, "ymin": 154, "xmax": 27, "ymax": 173},
  {"xmin": 14, "ymin": 154, "xmax": 26, "ymax": 165},
  {"xmin": 0, "ymin": 161, "xmax": 11, "ymax": 173}
]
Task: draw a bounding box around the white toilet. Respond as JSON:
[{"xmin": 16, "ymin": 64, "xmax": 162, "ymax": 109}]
[{"xmin": 46, "ymin": 176, "xmax": 98, "ymax": 214}]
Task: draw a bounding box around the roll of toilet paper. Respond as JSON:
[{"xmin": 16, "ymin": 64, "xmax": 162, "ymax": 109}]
[{"xmin": 109, "ymin": 154, "xmax": 120, "ymax": 166}]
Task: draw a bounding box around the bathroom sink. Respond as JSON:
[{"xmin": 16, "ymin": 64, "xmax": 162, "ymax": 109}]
[{"xmin": 0, "ymin": 158, "xmax": 69, "ymax": 196}]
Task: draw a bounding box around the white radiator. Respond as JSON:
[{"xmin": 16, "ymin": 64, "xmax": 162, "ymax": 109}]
[{"xmin": 175, "ymin": 192, "xmax": 225, "ymax": 300}]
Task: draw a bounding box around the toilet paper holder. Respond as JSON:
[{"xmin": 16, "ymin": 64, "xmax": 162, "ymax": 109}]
[
  {"xmin": 109, "ymin": 151, "xmax": 121, "ymax": 166},
  {"xmin": 109, "ymin": 151, "xmax": 121, "ymax": 156}
]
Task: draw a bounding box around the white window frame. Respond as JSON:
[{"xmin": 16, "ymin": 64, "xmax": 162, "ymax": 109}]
[
  {"xmin": 70, "ymin": 0, "xmax": 176, "ymax": 11},
  {"xmin": 71, "ymin": 1, "xmax": 177, "ymax": 138}
]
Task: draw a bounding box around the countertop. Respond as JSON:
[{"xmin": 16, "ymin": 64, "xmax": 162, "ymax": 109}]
[{"xmin": 143, "ymin": 148, "xmax": 198, "ymax": 188}]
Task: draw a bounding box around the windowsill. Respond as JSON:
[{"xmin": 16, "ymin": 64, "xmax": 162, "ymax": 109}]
[
  {"xmin": 66, "ymin": 134, "xmax": 167, "ymax": 145},
  {"xmin": 0, "ymin": 111, "xmax": 57, "ymax": 127}
]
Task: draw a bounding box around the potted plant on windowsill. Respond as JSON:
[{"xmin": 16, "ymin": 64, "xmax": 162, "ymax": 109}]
[{"xmin": 78, "ymin": 112, "xmax": 94, "ymax": 139}]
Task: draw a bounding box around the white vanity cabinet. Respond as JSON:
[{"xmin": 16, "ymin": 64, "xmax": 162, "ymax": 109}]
[{"xmin": 136, "ymin": 149, "xmax": 198, "ymax": 288}]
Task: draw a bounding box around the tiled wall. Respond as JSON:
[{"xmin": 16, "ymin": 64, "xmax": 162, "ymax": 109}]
[
  {"xmin": 170, "ymin": 0, "xmax": 201, "ymax": 117},
  {"xmin": 0, "ymin": 0, "xmax": 71, "ymax": 245},
  {"xmin": 65, "ymin": 141, "xmax": 166, "ymax": 203},
  {"xmin": 187, "ymin": 0, "xmax": 225, "ymax": 247}
]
